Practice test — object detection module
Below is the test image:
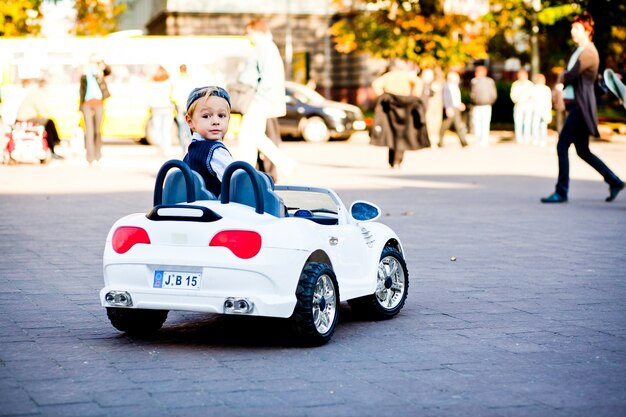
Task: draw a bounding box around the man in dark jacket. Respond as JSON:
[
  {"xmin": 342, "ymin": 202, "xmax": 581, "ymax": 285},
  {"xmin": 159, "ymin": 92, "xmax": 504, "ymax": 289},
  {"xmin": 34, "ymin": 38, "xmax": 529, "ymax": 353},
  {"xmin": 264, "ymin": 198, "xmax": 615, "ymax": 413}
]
[
  {"xmin": 541, "ymin": 12, "xmax": 624, "ymax": 203},
  {"xmin": 370, "ymin": 93, "xmax": 430, "ymax": 168}
]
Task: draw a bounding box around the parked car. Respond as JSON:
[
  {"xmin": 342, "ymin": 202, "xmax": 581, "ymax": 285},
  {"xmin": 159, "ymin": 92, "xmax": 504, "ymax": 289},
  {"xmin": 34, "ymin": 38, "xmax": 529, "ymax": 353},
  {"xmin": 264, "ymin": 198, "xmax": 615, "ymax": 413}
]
[{"xmin": 279, "ymin": 81, "xmax": 366, "ymax": 143}]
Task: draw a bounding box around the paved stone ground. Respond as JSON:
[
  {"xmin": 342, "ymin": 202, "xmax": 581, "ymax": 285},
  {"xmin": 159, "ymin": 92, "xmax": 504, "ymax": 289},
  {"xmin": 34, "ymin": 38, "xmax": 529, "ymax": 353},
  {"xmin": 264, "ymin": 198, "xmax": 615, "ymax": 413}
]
[{"xmin": 1, "ymin": 132, "xmax": 625, "ymax": 417}]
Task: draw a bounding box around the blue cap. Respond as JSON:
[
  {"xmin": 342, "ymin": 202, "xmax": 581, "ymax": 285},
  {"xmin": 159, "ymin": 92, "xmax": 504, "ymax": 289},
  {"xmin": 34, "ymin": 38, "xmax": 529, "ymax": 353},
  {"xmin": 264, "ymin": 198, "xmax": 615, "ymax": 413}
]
[{"xmin": 186, "ymin": 86, "xmax": 231, "ymax": 112}]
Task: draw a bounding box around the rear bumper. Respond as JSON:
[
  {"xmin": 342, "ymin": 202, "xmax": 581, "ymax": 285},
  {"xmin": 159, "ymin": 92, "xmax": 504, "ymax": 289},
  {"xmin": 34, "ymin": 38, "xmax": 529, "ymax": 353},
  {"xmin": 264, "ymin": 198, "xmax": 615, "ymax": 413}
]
[{"xmin": 101, "ymin": 246, "xmax": 305, "ymax": 318}]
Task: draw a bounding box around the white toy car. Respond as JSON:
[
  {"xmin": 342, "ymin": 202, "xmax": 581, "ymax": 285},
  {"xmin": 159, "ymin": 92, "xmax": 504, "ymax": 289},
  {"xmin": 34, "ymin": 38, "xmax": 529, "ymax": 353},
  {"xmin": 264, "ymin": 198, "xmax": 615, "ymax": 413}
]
[{"xmin": 100, "ymin": 160, "xmax": 409, "ymax": 345}]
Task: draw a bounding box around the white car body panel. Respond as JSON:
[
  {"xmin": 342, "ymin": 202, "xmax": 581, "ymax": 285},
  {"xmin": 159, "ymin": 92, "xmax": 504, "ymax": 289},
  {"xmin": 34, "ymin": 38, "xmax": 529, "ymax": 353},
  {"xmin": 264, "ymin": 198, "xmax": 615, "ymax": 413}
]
[{"xmin": 101, "ymin": 185, "xmax": 404, "ymax": 319}]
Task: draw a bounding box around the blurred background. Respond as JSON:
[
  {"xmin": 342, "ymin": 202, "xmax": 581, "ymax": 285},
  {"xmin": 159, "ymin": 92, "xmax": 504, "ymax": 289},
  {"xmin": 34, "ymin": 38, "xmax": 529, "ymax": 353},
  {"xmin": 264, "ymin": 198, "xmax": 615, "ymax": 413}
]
[{"xmin": 1, "ymin": 0, "xmax": 624, "ymax": 146}]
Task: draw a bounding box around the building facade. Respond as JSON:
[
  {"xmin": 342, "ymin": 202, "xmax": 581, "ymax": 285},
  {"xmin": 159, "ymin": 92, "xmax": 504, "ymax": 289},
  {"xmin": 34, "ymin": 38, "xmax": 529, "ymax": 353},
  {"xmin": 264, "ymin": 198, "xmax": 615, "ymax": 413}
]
[{"xmin": 116, "ymin": 0, "xmax": 371, "ymax": 105}]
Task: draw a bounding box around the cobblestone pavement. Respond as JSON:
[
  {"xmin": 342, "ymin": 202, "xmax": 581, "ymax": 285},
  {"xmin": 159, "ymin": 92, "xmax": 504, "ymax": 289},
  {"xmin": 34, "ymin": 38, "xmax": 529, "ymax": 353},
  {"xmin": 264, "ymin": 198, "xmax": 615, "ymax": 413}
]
[{"xmin": 1, "ymin": 132, "xmax": 625, "ymax": 417}]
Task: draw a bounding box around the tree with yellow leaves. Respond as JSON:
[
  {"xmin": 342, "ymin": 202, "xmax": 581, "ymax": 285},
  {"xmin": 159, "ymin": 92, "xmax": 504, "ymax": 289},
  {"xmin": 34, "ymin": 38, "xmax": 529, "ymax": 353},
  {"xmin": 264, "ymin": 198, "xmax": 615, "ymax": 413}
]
[
  {"xmin": 330, "ymin": 0, "xmax": 489, "ymax": 69},
  {"xmin": 74, "ymin": 0, "xmax": 125, "ymax": 36},
  {"xmin": 0, "ymin": 0, "xmax": 43, "ymax": 36}
]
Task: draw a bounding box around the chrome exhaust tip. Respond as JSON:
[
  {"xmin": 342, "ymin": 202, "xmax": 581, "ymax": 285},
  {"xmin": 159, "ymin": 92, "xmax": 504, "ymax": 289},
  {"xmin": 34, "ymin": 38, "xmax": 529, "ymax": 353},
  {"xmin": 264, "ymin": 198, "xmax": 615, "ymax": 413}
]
[
  {"xmin": 224, "ymin": 297, "xmax": 254, "ymax": 314},
  {"xmin": 105, "ymin": 291, "xmax": 133, "ymax": 307}
]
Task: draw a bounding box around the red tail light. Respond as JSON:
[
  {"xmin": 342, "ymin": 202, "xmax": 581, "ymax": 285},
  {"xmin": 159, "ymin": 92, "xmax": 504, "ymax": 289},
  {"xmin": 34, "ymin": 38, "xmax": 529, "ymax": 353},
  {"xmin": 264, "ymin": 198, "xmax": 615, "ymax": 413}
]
[
  {"xmin": 209, "ymin": 230, "xmax": 261, "ymax": 259},
  {"xmin": 112, "ymin": 227, "xmax": 151, "ymax": 254}
]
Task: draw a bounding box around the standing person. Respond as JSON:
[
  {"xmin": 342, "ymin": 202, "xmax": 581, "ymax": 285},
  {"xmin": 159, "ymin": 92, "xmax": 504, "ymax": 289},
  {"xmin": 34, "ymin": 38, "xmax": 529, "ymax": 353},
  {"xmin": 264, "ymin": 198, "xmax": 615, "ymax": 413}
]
[
  {"xmin": 172, "ymin": 64, "xmax": 194, "ymax": 154},
  {"xmin": 420, "ymin": 68, "xmax": 443, "ymax": 146},
  {"xmin": 16, "ymin": 78, "xmax": 63, "ymax": 159},
  {"xmin": 148, "ymin": 65, "xmax": 175, "ymax": 156},
  {"xmin": 541, "ymin": 12, "xmax": 624, "ymax": 203},
  {"xmin": 510, "ymin": 69, "xmax": 534, "ymax": 144},
  {"xmin": 438, "ymin": 71, "xmax": 468, "ymax": 147},
  {"xmin": 530, "ymin": 73, "xmax": 552, "ymax": 147},
  {"xmin": 79, "ymin": 54, "xmax": 110, "ymax": 165},
  {"xmin": 371, "ymin": 59, "xmax": 424, "ymax": 167},
  {"xmin": 236, "ymin": 18, "xmax": 296, "ymax": 181},
  {"xmin": 470, "ymin": 65, "xmax": 497, "ymax": 147},
  {"xmin": 183, "ymin": 86, "xmax": 234, "ymax": 197}
]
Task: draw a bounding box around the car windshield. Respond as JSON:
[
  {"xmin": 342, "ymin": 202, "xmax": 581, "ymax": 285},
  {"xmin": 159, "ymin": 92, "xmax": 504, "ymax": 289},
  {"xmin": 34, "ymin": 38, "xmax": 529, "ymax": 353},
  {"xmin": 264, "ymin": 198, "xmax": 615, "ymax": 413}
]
[
  {"xmin": 275, "ymin": 189, "xmax": 338, "ymax": 215},
  {"xmin": 287, "ymin": 83, "xmax": 326, "ymax": 106}
]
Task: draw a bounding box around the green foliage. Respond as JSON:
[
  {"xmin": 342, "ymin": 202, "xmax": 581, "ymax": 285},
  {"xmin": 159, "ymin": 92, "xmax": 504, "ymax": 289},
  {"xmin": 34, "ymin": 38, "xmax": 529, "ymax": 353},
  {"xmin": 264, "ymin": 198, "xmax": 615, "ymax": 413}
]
[
  {"xmin": 0, "ymin": 0, "xmax": 43, "ymax": 36},
  {"xmin": 537, "ymin": 4, "xmax": 578, "ymax": 25}
]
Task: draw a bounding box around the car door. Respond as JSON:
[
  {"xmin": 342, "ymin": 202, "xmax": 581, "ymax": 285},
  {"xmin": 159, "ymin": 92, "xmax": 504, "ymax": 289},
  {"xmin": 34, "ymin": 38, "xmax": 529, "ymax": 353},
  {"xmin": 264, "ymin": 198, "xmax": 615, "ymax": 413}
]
[
  {"xmin": 279, "ymin": 93, "xmax": 302, "ymax": 136},
  {"xmin": 327, "ymin": 223, "xmax": 372, "ymax": 297}
]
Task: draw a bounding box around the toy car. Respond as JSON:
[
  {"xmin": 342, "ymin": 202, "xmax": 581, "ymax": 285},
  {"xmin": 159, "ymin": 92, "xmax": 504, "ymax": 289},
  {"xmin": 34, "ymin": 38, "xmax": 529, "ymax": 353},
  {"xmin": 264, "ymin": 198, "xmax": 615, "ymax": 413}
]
[{"xmin": 100, "ymin": 160, "xmax": 409, "ymax": 345}]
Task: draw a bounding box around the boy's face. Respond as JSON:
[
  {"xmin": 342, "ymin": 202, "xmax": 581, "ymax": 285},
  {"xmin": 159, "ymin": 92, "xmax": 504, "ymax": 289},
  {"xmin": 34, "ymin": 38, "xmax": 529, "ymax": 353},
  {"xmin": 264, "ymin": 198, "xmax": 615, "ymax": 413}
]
[{"xmin": 186, "ymin": 95, "xmax": 230, "ymax": 141}]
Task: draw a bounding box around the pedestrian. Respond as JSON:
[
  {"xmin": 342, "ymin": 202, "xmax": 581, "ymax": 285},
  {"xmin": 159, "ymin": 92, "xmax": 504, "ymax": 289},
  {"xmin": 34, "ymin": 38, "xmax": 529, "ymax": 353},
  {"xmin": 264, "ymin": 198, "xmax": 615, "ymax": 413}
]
[
  {"xmin": 510, "ymin": 69, "xmax": 534, "ymax": 144},
  {"xmin": 16, "ymin": 78, "xmax": 63, "ymax": 159},
  {"xmin": 172, "ymin": 64, "xmax": 194, "ymax": 154},
  {"xmin": 420, "ymin": 67, "xmax": 444, "ymax": 146},
  {"xmin": 469, "ymin": 65, "xmax": 497, "ymax": 147},
  {"xmin": 148, "ymin": 65, "xmax": 175, "ymax": 156},
  {"xmin": 371, "ymin": 59, "xmax": 425, "ymax": 167},
  {"xmin": 236, "ymin": 18, "xmax": 296, "ymax": 181},
  {"xmin": 79, "ymin": 54, "xmax": 111, "ymax": 166},
  {"xmin": 530, "ymin": 73, "xmax": 552, "ymax": 147},
  {"xmin": 438, "ymin": 71, "xmax": 468, "ymax": 147},
  {"xmin": 182, "ymin": 86, "xmax": 234, "ymax": 198},
  {"xmin": 541, "ymin": 12, "xmax": 624, "ymax": 203}
]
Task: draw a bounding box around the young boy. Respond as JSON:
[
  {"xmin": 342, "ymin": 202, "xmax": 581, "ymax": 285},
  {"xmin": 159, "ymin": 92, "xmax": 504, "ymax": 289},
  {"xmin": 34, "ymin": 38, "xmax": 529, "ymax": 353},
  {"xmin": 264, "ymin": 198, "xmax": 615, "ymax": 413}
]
[{"xmin": 183, "ymin": 86, "xmax": 234, "ymax": 197}]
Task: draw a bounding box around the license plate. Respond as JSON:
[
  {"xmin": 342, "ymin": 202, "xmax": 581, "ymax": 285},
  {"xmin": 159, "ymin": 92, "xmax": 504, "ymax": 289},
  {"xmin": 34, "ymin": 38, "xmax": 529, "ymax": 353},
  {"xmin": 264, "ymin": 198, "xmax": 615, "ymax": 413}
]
[{"xmin": 153, "ymin": 271, "xmax": 201, "ymax": 290}]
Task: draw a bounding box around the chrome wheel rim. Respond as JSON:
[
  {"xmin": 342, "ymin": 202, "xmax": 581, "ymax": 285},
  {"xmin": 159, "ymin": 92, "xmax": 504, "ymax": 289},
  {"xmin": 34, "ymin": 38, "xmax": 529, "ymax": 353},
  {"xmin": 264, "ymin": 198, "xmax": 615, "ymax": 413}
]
[
  {"xmin": 312, "ymin": 273, "xmax": 337, "ymax": 334},
  {"xmin": 376, "ymin": 255, "xmax": 406, "ymax": 309}
]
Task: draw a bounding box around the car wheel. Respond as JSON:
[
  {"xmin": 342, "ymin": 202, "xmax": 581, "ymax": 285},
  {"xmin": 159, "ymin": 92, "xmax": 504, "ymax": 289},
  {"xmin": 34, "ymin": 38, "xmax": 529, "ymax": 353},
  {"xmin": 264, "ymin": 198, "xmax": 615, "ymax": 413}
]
[
  {"xmin": 106, "ymin": 307, "xmax": 168, "ymax": 334},
  {"xmin": 349, "ymin": 246, "xmax": 409, "ymax": 319},
  {"xmin": 301, "ymin": 116, "xmax": 330, "ymax": 143},
  {"xmin": 292, "ymin": 262, "xmax": 339, "ymax": 345}
]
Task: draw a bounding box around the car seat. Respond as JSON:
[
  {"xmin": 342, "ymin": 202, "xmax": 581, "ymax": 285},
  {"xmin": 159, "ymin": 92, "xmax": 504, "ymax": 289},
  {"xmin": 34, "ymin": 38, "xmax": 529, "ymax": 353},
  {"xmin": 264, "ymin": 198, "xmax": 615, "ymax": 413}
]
[
  {"xmin": 162, "ymin": 170, "xmax": 216, "ymax": 204},
  {"xmin": 228, "ymin": 168, "xmax": 285, "ymax": 217}
]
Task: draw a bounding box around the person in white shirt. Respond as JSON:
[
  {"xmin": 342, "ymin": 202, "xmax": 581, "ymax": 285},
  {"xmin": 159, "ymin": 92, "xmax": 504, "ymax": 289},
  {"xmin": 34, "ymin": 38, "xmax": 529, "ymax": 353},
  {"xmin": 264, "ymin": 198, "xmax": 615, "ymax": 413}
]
[
  {"xmin": 530, "ymin": 73, "xmax": 552, "ymax": 147},
  {"xmin": 182, "ymin": 86, "xmax": 234, "ymax": 197},
  {"xmin": 510, "ymin": 69, "xmax": 535, "ymax": 144},
  {"xmin": 148, "ymin": 65, "xmax": 174, "ymax": 156},
  {"xmin": 236, "ymin": 18, "xmax": 296, "ymax": 181}
]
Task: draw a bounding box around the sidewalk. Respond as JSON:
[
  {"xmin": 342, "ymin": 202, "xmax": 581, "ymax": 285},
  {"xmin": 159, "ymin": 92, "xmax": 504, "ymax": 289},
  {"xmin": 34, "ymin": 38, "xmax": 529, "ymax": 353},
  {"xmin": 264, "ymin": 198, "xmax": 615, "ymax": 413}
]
[{"xmin": 0, "ymin": 132, "xmax": 625, "ymax": 417}]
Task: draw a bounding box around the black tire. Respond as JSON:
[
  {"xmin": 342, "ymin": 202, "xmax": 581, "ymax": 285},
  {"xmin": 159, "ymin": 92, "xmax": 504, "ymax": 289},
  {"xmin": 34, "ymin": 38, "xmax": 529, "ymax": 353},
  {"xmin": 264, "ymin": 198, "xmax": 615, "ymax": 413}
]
[
  {"xmin": 292, "ymin": 262, "xmax": 339, "ymax": 346},
  {"xmin": 349, "ymin": 246, "xmax": 409, "ymax": 320},
  {"xmin": 106, "ymin": 307, "xmax": 168, "ymax": 334}
]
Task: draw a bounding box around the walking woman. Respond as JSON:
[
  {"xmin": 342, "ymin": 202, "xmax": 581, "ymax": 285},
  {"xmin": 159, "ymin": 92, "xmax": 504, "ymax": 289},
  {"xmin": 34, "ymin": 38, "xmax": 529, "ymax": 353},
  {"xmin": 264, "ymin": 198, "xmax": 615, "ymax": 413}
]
[
  {"xmin": 541, "ymin": 12, "xmax": 624, "ymax": 203},
  {"xmin": 79, "ymin": 54, "xmax": 110, "ymax": 165}
]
